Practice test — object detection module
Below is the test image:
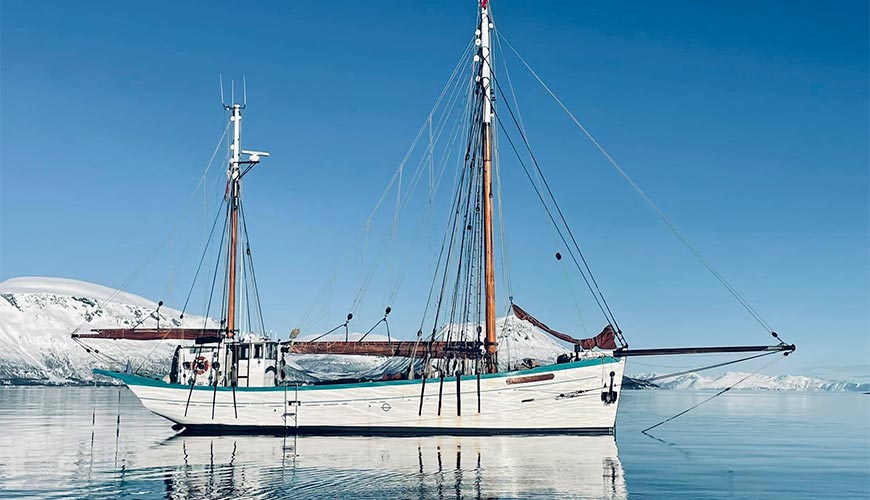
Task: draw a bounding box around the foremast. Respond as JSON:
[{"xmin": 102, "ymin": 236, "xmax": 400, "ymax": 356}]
[
  {"xmin": 226, "ymin": 104, "xmax": 242, "ymax": 339},
  {"xmin": 479, "ymin": 1, "xmax": 498, "ymax": 373},
  {"xmin": 224, "ymin": 101, "xmax": 268, "ymax": 340}
]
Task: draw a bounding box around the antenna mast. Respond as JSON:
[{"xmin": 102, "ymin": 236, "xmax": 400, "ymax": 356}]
[
  {"xmin": 478, "ymin": 0, "xmax": 497, "ymax": 372},
  {"xmin": 223, "ymin": 86, "xmax": 269, "ymax": 339},
  {"xmin": 226, "ymin": 103, "xmax": 243, "ymax": 338}
]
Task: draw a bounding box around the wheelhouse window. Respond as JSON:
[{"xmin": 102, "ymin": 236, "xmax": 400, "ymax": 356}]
[
  {"xmin": 238, "ymin": 345, "xmax": 249, "ymax": 360},
  {"xmin": 254, "ymin": 344, "xmax": 263, "ymax": 359}
]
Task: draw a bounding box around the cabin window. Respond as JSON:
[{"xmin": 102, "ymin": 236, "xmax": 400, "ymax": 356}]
[
  {"xmin": 238, "ymin": 345, "xmax": 249, "ymax": 360},
  {"xmin": 265, "ymin": 343, "xmax": 277, "ymax": 360},
  {"xmin": 254, "ymin": 344, "xmax": 263, "ymax": 359}
]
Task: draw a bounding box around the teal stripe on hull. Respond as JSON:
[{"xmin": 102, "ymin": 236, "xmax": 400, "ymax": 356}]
[{"xmin": 94, "ymin": 356, "xmax": 621, "ymax": 393}]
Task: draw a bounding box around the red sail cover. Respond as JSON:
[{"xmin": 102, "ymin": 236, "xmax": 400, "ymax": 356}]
[
  {"xmin": 580, "ymin": 325, "xmax": 617, "ymax": 350},
  {"xmin": 73, "ymin": 329, "xmax": 224, "ymax": 341},
  {"xmin": 511, "ymin": 304, "xmax": 617, "ymax": 350},
  {"xmin": 288, "ymin": 341, "xmax": 480, "ymax": 359}
]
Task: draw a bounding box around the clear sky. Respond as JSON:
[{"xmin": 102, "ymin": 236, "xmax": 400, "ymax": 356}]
[{"xmin": 1, "ymin": 1, "xmax": 867, "ymax": 377}]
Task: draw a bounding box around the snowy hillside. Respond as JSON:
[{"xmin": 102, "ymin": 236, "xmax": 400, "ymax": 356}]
[
  {"xmin": 628, "ymin": 371, "xmax": 870, "ymax": 392},
  {"xmin": 0, "ymin": 277, "xmax": 574, "ymax": 385},
  {"xmin": 0, "ymin": 277, "xmax": 216, "ymax": 384}
]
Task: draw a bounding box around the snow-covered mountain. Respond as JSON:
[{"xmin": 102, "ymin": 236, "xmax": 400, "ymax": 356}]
[
  {"xmin": 0, "ymin": 277, "xmax": 572, "ymax": 385},
  {"xmin": 628, "ymin": 371, "xmax": 870, "ymax": 392},
  {"xmin": 0, "ymin": 277, "xmax": 216, "ymax": 384}
]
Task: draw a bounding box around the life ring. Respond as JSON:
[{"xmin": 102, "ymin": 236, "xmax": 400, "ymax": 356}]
[{"xmin": 194, "ymin": 356, "xmax": 210, "ymax": 375}]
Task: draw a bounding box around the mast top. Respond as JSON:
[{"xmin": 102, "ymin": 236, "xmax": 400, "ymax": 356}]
[{"xmin": 478, "ymin": 1, "xmax": 493, "ymax": 125}]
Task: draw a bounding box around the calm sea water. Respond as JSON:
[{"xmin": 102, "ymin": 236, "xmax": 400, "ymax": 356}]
[{"xmin": 0, "ymin": 387, "xmax": 866, "ymax": 499}]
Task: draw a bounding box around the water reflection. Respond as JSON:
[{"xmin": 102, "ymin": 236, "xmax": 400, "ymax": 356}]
[
  {"xmin": 0, "ymin": 387, "xmax": 623, "ymax": 499},
  {"xmin": 5, "ymin": 387, "xmax": 868, "ymax": 499},
  {"xmin": 129, "ymin": 434, "xmax": 626, "ymax": 499}
]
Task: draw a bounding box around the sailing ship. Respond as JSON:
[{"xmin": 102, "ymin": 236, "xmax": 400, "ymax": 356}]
[{"xmin": 78, "ymin": 1, "xmax": 794, "ymax": 435}]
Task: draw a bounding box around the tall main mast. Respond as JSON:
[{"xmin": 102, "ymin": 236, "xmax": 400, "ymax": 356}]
[
  {"xmin": 227, "ymin": 104, "xmax": 243, "ymax": 339},
  {"xmin": 479, "ymin": 2, "xmax": 497, "ymax": 372}
]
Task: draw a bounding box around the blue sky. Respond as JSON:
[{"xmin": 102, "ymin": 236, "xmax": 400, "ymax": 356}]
[{"xmin": 1, "ymin": 1, "xmax": 867, "ymax": 376}]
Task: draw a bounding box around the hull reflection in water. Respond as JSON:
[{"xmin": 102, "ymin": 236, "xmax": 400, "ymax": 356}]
[{"xmin": 137, "ymin": 435, "xmax": 625, "ymax": 499}]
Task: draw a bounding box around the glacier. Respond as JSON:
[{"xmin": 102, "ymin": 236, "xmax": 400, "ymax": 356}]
[{"xmin": 628, "ymin": 371, "xmax": 870, "ymax": 392}]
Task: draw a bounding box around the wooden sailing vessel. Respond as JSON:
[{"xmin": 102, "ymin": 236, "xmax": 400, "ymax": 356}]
[{"xmin": 83, "ymin": 1, "xmax": 794, "ymax": 435}]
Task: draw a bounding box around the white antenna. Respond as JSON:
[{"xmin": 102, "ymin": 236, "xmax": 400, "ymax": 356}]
[
  {"xmin": 219, "ymin": 74, "xmax": 226, "ymax": 106},
  {"xmin": 231, "ymin": 80, "xmax": 235, "ymax": 104},
  {"xmin": 243, "ymin": 75, "xmax": 248, "ymax": 106}
]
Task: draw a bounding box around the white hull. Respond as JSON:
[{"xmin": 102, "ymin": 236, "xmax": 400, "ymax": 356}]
[{"xmin": 98, "ymin": 355, "xmax": 625, "ymax": 435}]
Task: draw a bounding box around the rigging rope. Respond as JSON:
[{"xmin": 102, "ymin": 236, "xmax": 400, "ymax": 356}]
[
  {"xmin": 490, "ymin": 74, "xmax": 624, "ymax": 342},
  {"xmin": 163, "ymin": 122, "xmax": 233, "ymax": 307},
  {"xmin": 493, "ymin": 127, "xmax": 513, "ymax": 303},
  {"xmin": 640, "ymin": 350, "xmax": 778, "ymax": 383},
  {"xmin": 204, "ymin": 200, "xmax": 231, "ymax": 333},
  {"xmin": 68, "ymin": 122, "xmax": 231, "ymax": 337},
  {"xmin": 184, "ymin": 198, "xmax": 230, "ymax": 417},
  {"xmin": 387, "ymin": 37, "xmax": 475, "ymax": 232},
  {"xmin": 492, "ymin": 106, "xmax": 618, "ymax": 334},
  {"xmin": 421, "ymin": 38, "xmax": 495, "ymax": 375},
  {"xmin": 306, "ymin": 317, "xmax": 351, "ymax": 342},
  {"xmin": 641, "ymin": 352, "xmax": 788, "ymax": 434},
  {"xmin": 350, "ymin": 59, "xmax": 472, "ymax": 315},
  {"xmin": 239, "ymin": 197, "xmax": 267, "ymax": 335},
  {"xmin": 417, "ymin": 152, "xmax": 471, "ymax": 336},
  {"xmin": 296, "ymin": 38, "xmax": 475, "ymax": 332},
  {"xmin": 386, "ymin": 74, "xmax": 475, "ymax": 309},
  {"xmin": 495, "ymin": 32, "xmax": 586, "ymax": 334},
  {"xmin": 71, "ymin": 337, "xmax": 123, "ymax": 367},
  {"xmin": 181, "ymin": 197, "xmax": 228, "ymax": 316},
  {"xmin": 498, "ymin": 32, "xmax": 781, "ymax": 341}
]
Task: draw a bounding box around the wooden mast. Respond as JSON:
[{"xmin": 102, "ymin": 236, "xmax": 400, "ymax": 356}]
[
  {"xmin": 226, "ymin": 103, "xmax": 243, "ymax": 339},
  {"xmin": 479, "ymin": 2, "xmax": 498, "ymax": 373},
  {"xmin": 227, "ymin": 205, "xmax": 239, "ymax": 338}
]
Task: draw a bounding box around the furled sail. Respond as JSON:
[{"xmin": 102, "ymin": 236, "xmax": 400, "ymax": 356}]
[
  {"xmin": 511, "ymin": 304, "xmax": 617, "ymax": 350},
  {"xmin": 73, "ymin": 329, "xmax": 223, "ymax": 341},
  {"xmin": 285, "ymin": 340, "xmax": 481, "ymax": 359}
]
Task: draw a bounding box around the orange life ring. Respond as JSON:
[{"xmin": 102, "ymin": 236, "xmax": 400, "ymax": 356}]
[{"xmin": 194, "ymin": 356, "xmax": 210, "ymax": 375}]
